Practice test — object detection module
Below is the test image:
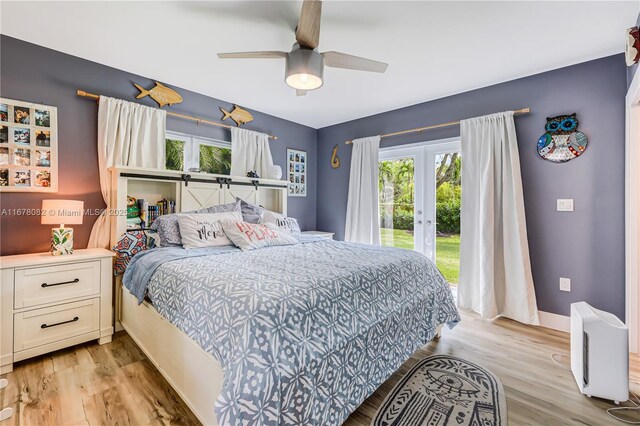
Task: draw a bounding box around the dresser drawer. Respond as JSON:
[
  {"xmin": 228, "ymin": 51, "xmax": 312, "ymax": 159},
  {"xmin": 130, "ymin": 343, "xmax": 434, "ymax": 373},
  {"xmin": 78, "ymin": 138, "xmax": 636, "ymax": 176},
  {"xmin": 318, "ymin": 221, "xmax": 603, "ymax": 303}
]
[
  {"xmin": 14, "ymin": 298, "xmax": 100, "ymax": 352},
  {"xmin": 14, "ymin": 261, "xmax": 101, "ymax": 309}
]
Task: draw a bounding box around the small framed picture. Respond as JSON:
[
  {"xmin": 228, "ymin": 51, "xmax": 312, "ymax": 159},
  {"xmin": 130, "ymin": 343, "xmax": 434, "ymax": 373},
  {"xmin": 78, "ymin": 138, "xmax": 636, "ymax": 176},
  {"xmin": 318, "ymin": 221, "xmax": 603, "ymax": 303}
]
[
  {"xmin": 13, "ymin": 170, "xmax": 31, "ymax": 186},
  {"xmin": 35, "ymin": 109, "xmax": 51, "ymax": 127},
  {"xmin": 1, "ymin": 98, "xmax": 57, "ymax": 192},
  {"xmin": 0, "ymin": 126, "xmax": 7, "ymax": 144},
  {"xmin": 0, "ymin": 105, "xmax": 7, "ymax": 123},
  {"xmin": 287, "ymin": 148, "xmax": 307, "ymax": 197},
  {"xmin": 34, "ymin": 170, "xmax": 51, "ymax": 187},
  {"xmin": 13, "ymin": 148, "xmax": 31, "ymax": 166},
  {"xmin": 14, "ymin": 128, "xmax": 30, "ymax": 145},
  {"xmin": 35, "ymin": 149, "xmax": 51, "ymax": 167},
  {"xmin": 0, "ymin": 147, "xmax": 8, "ymax": 165},
  {"xmin": 14, "ymin": 106, "xmax": 30, "ymax": 124},
  {"xmin": 35, "ymin": 130, "xmax": 50, "ymax": 147}
]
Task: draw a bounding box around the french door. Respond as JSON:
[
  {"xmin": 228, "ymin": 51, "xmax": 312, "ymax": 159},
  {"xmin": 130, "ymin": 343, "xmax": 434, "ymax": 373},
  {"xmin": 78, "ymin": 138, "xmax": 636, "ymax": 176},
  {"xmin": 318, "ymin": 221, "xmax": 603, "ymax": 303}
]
[{"xmin": 379, "ymin": 138, "xmax": 461, "ymax": 284}]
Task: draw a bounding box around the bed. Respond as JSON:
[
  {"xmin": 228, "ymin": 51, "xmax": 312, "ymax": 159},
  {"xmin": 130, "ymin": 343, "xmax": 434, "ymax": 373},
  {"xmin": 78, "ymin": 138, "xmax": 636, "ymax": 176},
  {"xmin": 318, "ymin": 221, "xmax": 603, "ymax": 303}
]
[
  {"xmin": 110, "ymin": 167, "xmax": 459, "ymax": 425},
  {"xmin": 121, "ymin": 235, "xmax": 459, "ymax": 425}
]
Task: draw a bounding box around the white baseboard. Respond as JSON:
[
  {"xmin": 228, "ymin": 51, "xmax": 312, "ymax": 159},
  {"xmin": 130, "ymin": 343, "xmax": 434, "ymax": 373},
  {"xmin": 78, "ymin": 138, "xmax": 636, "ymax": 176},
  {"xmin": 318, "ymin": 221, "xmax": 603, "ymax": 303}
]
[{"xmin": 538, "ymin": 310, "xmax": 570, "ymax": 332}]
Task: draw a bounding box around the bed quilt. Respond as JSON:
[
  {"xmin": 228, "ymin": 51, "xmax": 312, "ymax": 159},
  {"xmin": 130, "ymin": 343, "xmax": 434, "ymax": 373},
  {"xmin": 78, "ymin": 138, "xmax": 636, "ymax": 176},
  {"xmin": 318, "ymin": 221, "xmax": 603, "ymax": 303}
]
[{"xmin": 127, "ymin": 240, "xmax": 460, "ymax": 425}]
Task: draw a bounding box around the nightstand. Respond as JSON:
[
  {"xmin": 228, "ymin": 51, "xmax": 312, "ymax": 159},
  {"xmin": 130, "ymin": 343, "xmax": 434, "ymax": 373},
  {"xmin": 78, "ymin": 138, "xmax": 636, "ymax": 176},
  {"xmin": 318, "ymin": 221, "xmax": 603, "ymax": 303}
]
[
  {"xmin": 0, "ymin": 248, "xmax": 114, "ymax": 374},
  {"xmin": 301, "ymin": 231, "xmax": 335, "ymax": 240}
]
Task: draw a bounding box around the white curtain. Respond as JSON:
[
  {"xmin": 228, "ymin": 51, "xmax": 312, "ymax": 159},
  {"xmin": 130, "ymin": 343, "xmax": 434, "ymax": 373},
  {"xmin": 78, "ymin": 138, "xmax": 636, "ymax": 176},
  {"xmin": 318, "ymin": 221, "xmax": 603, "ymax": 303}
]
[
  {"xmin": 88, "ymin": 96, "xmax": 166, "ymax": 248},
  {"xmin": 345, "ymin": 135, "xmax": 381, "ymax": 244},
  {"xmin": 458, "ymin": 111, "xmax": 539, "ymax": 325},
  {"xmin": 230, "ymin": 127, "xmax": 274, "ymax": 178}
]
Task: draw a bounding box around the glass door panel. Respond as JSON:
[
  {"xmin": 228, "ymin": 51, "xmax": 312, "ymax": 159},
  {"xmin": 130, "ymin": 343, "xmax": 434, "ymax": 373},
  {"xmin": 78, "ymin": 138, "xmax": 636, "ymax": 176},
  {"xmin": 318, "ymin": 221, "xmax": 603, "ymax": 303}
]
[
  {"xmin": 379, "ymin": 157, "xmax": 416, "ymax": 250},
  {"xmin": 433, "ymin": 151, "xmax": 461, "ymax": 285}
]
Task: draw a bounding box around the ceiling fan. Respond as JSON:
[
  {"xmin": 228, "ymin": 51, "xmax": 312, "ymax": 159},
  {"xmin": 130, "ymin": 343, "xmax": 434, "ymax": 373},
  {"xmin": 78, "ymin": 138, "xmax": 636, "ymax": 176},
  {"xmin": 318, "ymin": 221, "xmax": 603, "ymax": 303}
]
[{"xmin": 217, "ymin": 0, "xmax": 388, "ymax": 96}]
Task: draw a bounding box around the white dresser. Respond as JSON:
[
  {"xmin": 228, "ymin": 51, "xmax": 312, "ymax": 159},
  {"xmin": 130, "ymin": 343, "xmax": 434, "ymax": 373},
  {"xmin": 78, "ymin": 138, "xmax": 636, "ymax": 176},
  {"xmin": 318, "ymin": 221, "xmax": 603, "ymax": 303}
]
[{"xmin": 0, "ymin": 248, "xmax": 114, "ymax": 374}]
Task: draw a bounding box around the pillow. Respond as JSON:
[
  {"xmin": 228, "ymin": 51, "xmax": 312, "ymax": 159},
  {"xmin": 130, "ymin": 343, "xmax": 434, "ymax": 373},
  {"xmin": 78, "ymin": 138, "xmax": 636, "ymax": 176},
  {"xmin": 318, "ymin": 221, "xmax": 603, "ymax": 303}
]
[
  {"xmin": 151, "ymin": 200, "xmax": 241, "ymax": 247},
  {"xmin": 198, "ymin": 199, "xmax": 242, "ymax": 214},
  {"xmin": 260, "ymin": 210, "xmax": 301, "ymax": 235},
  {"xmin": 112, "ymin": 230, "xmax": 157, "ymax": 276},
  {"xmin": 177, "ymin": 211, "xmax": 242, "ymax": 249},
  {"xmin": 221, "ymin": 220, "xmax": 298, "ymax": 251},
  {"xmin": 236, "ymin": 197, "xmax": 265, "ymax": 224}
]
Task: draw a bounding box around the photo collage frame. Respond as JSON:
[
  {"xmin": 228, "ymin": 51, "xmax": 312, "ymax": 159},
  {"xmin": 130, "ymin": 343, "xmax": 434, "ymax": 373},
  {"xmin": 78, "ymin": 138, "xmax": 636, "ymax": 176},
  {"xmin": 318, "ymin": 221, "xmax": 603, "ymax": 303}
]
[
  {"xmin": 287, "ymin": 148, "xmax": 306, "ymax": 197},
  {"xmin": 0, "ymin": 98, "xmax": 58, "ymax": 192}
]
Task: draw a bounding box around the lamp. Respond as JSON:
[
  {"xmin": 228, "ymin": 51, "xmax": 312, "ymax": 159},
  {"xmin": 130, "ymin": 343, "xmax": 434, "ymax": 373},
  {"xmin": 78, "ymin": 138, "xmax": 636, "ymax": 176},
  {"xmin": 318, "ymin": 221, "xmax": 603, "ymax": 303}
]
[
  {"xmin": 285, "ymin": 46, "xmax": 324, "ymax": 91},
  {"xmin": 41, "ymin": 200, "xmax": 84, "ymax": 255}
]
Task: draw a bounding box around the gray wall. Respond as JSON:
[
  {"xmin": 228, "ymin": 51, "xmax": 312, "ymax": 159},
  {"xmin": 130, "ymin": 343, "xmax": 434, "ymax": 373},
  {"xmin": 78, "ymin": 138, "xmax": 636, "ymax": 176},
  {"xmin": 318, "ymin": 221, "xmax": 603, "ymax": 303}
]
[
  {"xmin": 0, "ymin": 35, "xmax": 317, "ymax": 256},
  {"xmin": 628, "ymin": 13, "xmax": 640, "ymax": 88},
  {"xmin": 317, "ymin": 54, "xmax": 627, "ymax": 319}
]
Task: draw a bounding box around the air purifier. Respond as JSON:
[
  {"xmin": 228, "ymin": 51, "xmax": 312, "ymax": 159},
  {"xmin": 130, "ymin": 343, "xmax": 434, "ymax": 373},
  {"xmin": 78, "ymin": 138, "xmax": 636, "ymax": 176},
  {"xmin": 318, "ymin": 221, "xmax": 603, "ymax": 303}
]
[{"xmin": 570, "ymin": 301, "xmax": 628, "ymax": 403}]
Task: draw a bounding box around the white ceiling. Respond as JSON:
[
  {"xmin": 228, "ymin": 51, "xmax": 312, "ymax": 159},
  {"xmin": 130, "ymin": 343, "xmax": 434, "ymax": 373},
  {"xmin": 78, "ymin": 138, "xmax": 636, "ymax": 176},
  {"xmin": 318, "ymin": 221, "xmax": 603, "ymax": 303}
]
[{"xmin": 1, "ymin": 1, "xmax": 638, "ymax": 128}]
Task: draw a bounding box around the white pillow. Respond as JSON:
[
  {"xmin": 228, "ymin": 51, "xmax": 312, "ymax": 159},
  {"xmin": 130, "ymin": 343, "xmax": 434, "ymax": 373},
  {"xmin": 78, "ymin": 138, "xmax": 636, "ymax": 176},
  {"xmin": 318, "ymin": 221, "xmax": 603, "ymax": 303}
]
[
  {"xmin": 177, "ymin": 211, "xmax": 242, "ymax": 249},
  {"xmin": 221, "ymin": 220, "xmax": 298, "ymax": 251},
  {"xmin": 260, "ymin": 210, "xmax": 301, "ymax": 235}
]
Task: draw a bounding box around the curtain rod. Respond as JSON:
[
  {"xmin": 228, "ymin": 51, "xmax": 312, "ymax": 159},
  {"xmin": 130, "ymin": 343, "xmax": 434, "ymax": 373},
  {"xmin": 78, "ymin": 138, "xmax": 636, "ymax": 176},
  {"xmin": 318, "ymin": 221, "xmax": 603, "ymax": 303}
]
[
  {"xmin": 345, "ymin": 108, "xmax": 531, "ymax": 144},
  {"xmin": 76, "ymin": 89, "xmax": 278, "ymax": 140}
]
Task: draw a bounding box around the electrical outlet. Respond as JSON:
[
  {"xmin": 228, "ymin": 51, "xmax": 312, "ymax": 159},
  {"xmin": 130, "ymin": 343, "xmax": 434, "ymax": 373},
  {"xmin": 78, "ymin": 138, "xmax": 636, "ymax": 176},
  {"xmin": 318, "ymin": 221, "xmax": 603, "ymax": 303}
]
[
  {"xmin": 559, "ymin": 277, "xmax": 571, "ymax": 292},
  {"xmin": 557, "ymin": 199, "xmax": 574, "ymax": 212}
]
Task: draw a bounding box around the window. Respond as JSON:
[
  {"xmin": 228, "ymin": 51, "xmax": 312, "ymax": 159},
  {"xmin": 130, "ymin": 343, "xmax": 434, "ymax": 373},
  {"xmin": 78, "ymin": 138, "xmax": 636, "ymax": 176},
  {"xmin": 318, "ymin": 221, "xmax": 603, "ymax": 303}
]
[{"xmin": 165, "ymin": 131, "xmax": 232, "ymax": 175}]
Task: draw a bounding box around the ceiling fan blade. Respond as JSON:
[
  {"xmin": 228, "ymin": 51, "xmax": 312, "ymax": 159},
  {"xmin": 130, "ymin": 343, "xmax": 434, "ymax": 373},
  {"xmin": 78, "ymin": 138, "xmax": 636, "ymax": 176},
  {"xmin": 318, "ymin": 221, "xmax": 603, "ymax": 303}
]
[
  {"xmin": 322, "ymin": 51, "xmax": 388, "ymax": 73},
  {"xmin": 217, "ymin": 51, "xmax": 287, "ymax": 59},
  {"xmin": 295, "ymin": 0, "xmax": 322, "ymax": 49},
  {"xmin": 296, "ymin": 89, "xmax": 307, "ymax": 96}
]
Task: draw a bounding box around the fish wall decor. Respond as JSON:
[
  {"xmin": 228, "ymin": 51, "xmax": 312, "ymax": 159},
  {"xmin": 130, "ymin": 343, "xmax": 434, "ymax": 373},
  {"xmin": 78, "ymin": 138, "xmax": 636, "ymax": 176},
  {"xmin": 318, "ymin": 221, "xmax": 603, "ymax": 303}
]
[
  {"xmin": 220, "ymin": 105, "xmax": 254, "ymax": 126},
  {"xmin": 133, "ymin": 82, "xmax": 183, "ymax": 108},
  {"xmin": 331, "ymin": 144, "xmax": 340, "ymax": 169}
]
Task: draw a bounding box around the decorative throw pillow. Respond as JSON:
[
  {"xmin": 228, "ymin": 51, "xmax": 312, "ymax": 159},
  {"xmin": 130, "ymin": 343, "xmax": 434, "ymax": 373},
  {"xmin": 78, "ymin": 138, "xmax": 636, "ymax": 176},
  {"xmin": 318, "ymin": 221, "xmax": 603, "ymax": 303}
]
[
  {"xmin": 260, "ymin": 210, "xmax": 301, "ymax": 235},
  {"xmin": 151, "ymin": 200, "xmax": 241, "ymax": 247},
  {"xmin": 112, "ymin": 230, "xmax": 157, "ymax": 276},
  {"xmin": 221, "ymin": 220, "xmax": 298, "ymax": 251},
  {"xmin": 177, "ymin": 211, "xmax": 242, "ymax": 249},
  {"xmin": 236, "ymin": 197, "xmax": 265, "ymax": 224}
]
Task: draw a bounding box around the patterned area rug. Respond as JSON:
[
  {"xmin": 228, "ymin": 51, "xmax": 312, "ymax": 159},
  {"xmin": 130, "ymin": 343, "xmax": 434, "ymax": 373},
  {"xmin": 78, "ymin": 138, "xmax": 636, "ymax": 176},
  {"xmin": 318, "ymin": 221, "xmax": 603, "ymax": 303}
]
[{"xmin": 372, "ymin": 355, "xmax": 507, "ymax": 426}]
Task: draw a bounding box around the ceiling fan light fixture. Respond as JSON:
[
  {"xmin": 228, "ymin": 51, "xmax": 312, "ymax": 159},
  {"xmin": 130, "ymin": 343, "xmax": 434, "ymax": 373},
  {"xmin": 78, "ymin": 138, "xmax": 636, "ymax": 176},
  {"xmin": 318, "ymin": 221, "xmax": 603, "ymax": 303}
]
[{"xmin": 285, "ymin": 47, "xmax": 324, "ymax": 91}]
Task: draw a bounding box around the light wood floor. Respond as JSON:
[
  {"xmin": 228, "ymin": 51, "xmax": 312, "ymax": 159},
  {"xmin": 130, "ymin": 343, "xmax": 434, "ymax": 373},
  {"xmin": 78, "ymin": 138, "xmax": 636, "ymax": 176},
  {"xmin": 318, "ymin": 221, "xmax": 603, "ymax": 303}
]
[{"xmin": 1, "ymin": 310, "xmax": 638, "ymax": 425}]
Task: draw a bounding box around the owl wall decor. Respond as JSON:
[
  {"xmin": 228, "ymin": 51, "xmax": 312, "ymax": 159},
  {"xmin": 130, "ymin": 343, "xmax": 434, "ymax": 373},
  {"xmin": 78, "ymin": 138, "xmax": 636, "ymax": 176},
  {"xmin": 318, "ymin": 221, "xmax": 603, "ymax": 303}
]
[{"xmin": 537, "ymin": 113, "xmax": 588, "ymax": 163}]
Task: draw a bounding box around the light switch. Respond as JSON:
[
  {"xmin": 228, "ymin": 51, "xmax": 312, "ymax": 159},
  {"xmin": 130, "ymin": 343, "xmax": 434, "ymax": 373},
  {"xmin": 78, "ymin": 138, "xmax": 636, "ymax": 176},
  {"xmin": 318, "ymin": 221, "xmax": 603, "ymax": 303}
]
[
  {"xmin": 560, "ymin": 277, "xmax": 571, "ymax": 292},
  {"xmin": 557, "ymin": 199, "xmax": 574, "ymax": 212}
]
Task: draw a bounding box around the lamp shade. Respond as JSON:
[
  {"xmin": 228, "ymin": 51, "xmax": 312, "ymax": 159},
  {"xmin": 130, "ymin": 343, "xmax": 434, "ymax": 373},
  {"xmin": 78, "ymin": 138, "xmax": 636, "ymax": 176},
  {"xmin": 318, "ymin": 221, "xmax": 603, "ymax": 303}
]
[
  {"xmin": 41, "ymin": 200, "xmax": 84, "ymax": 225},
  {"xmin": 285, "ymin": 47, "xmax": 324, "ymax": 91}
]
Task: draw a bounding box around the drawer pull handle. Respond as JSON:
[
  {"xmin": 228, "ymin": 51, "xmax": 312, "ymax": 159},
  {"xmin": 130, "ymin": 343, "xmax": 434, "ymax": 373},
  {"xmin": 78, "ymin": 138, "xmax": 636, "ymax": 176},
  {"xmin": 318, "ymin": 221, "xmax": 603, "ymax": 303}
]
[
  {"xmin": 41, "ymin": 316, "xmax": 79, "ymax": 329},
  {"xmin": 41, "ymin": 278, "xmax": 79, "ymax": 288}
]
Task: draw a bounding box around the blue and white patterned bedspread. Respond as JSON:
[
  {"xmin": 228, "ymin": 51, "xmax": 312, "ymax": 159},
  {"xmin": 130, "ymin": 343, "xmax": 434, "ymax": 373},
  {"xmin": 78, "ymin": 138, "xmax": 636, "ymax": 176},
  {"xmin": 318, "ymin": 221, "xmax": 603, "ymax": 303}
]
[{"xmin": 128, "ymin": 240, "xmax": 459, "ymax": 425}]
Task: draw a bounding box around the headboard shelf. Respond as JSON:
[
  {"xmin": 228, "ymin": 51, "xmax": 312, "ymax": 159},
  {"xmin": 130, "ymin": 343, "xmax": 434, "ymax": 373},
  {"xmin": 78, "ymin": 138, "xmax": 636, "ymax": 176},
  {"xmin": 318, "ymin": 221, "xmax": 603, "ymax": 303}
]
[{"xmin": 109, "ymin": 167, "xmax": 288, "ymax": 247}]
